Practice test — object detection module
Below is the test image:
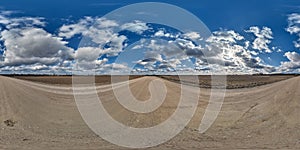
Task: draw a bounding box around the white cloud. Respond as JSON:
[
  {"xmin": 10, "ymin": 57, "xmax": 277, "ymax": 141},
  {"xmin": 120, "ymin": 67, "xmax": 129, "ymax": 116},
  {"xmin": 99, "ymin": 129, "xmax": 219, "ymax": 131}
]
[
  {"xmin": 131, "ymin": 39, "xmax": 188, "ymax": 71},
  {"xmin": 135, "ymin": 51, "xmax": 164, "ymax": 70},
  {"xmin": 75, "ymin": 47, "xmax": 103, "ymax": 62},
  {"xmin": 95, "ymin": 18, "xmax": 119, "ymax": 28},
  {"xmin": 59, "ymin": 17, "xmax": 128, "ymax": 71},
  {"xmin": 74, "ymin": 45, "xmax": 129, "ymax": 71},
  {"xmin": 59, "ymin": 17, "xmax": 127, "ymax": 53},
  {"xmin": 205, "ymin": 30, "xmax": 274, "ymax": 73},
  {"xmin": 129, "ymin": 29, "xmax": 274, "ymax": 74},
  {"xmin": 183, "ymin": 32, "xmax": 202, "ymax": 40},
  {"xmin": 279, "ymin": 51, "xmax": 300, "ymax": 71},
  {"xmin": 286, "ymin": 13, "xmax": 300, "ymax": 49},
  {"xmin": 0, "ymin": 12, "xmax": 75, "ymax": 73},
  {"xmin": 286, "ymin": 13, "xmax": 300, "ymax": 34},
  {"xmin": 208, "ymin": 30, "xmax": 244, "ymax": 44},
  {"xmin": 148, "ymin": 39, "xmax": 189, "ymax": 60},
  {"xmin": 0, "ymin": 28, "xmax": 73, "ymax": 67},
  {"xmin": 59, "ymin": 17, "xmax": 119, "ymax": 40},
  {"xmin": 285, "ymin": 51, "xmax": 300, "ymax": 62},
  {"xmin": 0, "ymin": 11, "xmax": 16, "ymax": 16},
  {"xmin": 120, "ymin": 20, "xmax": 149, "ymax": 34},
  {"xmin": 106, "ymin": 35, "xmax": 127, "ymax": 56},
  {"xmin": 245, "ymin": 26, "xmax": 273, "ymax": 53},
  {"xmin": 0, "ymin": 13, "xmax": 45, "ymax": 29},
  {"xmin": 0, "ymin": 11, "xmax": 286, "ymax": 74},
  {"xmin": 154, "ymin": 30, "xmax": 165, "ymax": 37},
  {"xmin": 153, "ymin": 30, "xmax": 177, "ymax": 38},
  {"xmin": 279, "ymin": 52, "xmax": 300, "ymax": 72},
  {"xmin": 59, "ymin": 17, "xmax": 169, "ymax": 73},
  {"xmin": 95, "ymin": 63, "xmax": 130, "ymax": 74},
  {"xmin": 278, "ymin": 14, "xmax": 300, "ymax": 72},
  {"xmin": 59, "ymin": 18, "xmax": 91, "ymax": 39}
]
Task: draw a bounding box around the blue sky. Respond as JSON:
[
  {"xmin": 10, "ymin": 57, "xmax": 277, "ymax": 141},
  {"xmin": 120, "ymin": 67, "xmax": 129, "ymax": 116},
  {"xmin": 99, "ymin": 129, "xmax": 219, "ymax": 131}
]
[{"xmin": 0, "ymin": 0, "xmax": 300, "ymax": 74}]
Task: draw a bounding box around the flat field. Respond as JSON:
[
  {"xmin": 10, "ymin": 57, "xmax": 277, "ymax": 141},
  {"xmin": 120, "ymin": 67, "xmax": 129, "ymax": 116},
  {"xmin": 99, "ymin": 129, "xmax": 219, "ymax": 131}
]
[{"xmin": 11, "ymin": 74, "xmax": 296, "ymax": 89}]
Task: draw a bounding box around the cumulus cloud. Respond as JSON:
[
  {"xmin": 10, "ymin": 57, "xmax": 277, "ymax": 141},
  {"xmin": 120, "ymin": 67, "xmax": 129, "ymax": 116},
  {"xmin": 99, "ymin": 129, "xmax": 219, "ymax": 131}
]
[
  {"xmin": 154, "ymin": 30, "xmax": 165, "ymax": 37},
  {"xmin": 276, "ymin": 14, "xmax": 300, "ymax": 72},
  {"xmin": 59, "ymin": 17, "xmax": 127, "ymax": 55},
  {"xmin": 245, "ymin": 26, "xmax": 273, "ymax": 53},
  {"xmin": 279, "ymin": 51, "xmax": 300, "ymax": 71},
  {"xmin": 75, "ymin": 47, "xmax": 104, "ymax": 62},
  {"xmin": 130, "ymin": 29, "xmax": 273, "ymax": 74},
  {"xmin": 0, "ymin": 11, "xmax": 288, "ymax": 74},
  {"xmin": 153, "ymin": 29, "xmax": 177, "ymax": 38},
  {"xmin": 74, "ymin": 46, "xmax": 120, "ymax": 70},
  {"xmin": 59, "ymin": 17, "xmax": 119, "ymax": 39},
  {"xmin": 205, "ymin": 30, "xmax": 274, "ymax": 73},
  {"xmin": 286, "ymin": 13, "xmax": 300, "ymax": 48},
  {"xmin": 94, "ymin": 63, "xmax": 130, "ymax": 74},
  {"xmin": 59, "ymin": 17, "xmax": 129, "ymax": 71},
  {"xmin": 0, "ymin": 28, "xmax": 74, "ymax": 67},
  {"xmin": 285, "ymin": 51, "xmax": 300, "ymax": 62},
  {"xmin": 143, "ymin": 51, "xmax": 163, "ymax": 62},
  {"xmin": 120, "ymin": 20, "xmax": 149, "ymax": 34},
  {"xmin": 131, "ymin": 39, "xmax": 188, "ymax": 71},
  {"xmin": 0, "ymin": 11, "xmax": 74, "ymax": 73},
  {"xmin": 0, "ymin": 13, "xmax": 45, "ymax": 29},
  {"xmin": 55, "ymin": 17, "xmax": 279, "ymax": 74},
  {"xmin": 135, "ymin": 50, "xmax": 164, "ymax": 70},
  {"xmin": 183, "ymin": 32, "xmax": 202, "ymax": 40},
  {"xmin": 208, "ymin": 30, "xmax": 244, "ymax": 44}
]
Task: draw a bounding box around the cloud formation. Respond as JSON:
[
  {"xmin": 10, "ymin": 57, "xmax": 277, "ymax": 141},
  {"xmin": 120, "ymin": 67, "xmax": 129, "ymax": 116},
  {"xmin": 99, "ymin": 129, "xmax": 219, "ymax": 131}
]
[
  {"xmin": 1, "ymin": 28, "xmax": 73, "ymax": 67},
  {"xmin": 131, "ymin": 29, "xmax": 274, "ymax": 74},
  {"xmin": 0, "ymin": 13, "xmax": 73, "ymax": 73},
  {"xmin": 279, "ymin": 51, "xmax": 300, "ymax": 72},
  {"xmin": 205, "ymin": 30, "xmax": 274, "ymax": 73},
  {"xmin": 286, "ymin": 13, "xmax": 300, "ymax": 48},
  {"xmin": 120, "ymin": 20, "xmax": 149, "ymax": 34},
  {"xmin": 0, "ymin": 10, "xmax": 298, "ymax": 74},
  {"xmin": 0, "ymin": 12, "xmax": 45, "ymax": 29},
  {"xmin": 245, "ymin": 26, "xmax": 273, "ymax": 53},
  {"xmin": 278, "ymin": 13, "xmax": 300, "ymax": 72},
  {"xmin": 59, "ymin": 17, "xmax": 128, "ymax": 72}
]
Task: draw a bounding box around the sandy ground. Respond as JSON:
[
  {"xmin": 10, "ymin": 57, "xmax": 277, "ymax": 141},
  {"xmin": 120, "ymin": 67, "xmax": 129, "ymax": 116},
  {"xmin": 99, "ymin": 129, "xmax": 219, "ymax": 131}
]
[{"xmin": 0, "ymin": 76, "xmax": 300, "ymax": 149}]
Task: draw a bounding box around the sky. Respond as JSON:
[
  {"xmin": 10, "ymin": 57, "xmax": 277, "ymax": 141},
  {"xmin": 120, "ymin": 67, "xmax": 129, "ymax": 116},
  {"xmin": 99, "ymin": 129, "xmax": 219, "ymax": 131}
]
[{"xmin": 0, "ymin": 0, "xmax": 300, "ymax": 74}]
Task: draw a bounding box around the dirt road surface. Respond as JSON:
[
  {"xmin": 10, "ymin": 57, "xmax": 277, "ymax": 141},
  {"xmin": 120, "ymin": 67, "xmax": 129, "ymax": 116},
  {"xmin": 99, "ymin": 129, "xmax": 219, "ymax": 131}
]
[{"xmin": 0, "ymin": 76, "xmax": 299, "ymax": 149}]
